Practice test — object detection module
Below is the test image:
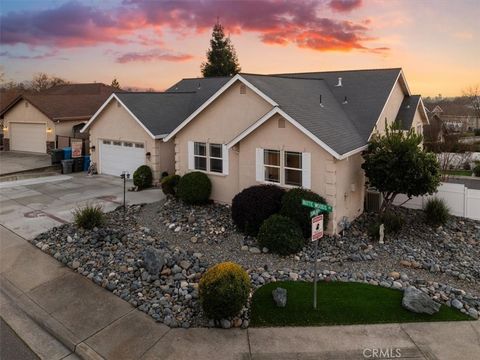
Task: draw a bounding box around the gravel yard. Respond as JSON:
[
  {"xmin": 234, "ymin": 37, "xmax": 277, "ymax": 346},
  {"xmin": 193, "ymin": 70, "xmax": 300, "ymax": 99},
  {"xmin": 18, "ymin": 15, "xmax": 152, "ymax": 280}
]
[{"xmin": 31, "ymin": 197, "xmax": 480, "ymax": 329}]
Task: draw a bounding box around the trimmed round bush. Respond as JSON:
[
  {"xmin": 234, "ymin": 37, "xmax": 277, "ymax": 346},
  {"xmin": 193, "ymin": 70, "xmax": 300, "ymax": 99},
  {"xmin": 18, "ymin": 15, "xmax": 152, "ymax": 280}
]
[
  {"xmin": 161, "ymin": 174, "xmax": 181, "ymax": 196},
  {"xmin": 280, "ymin": 188, "xmax": 330, "ymax": 238},
  {"xmin": 177, "ymin": 171, "xmax": 212, "ymax": 204},
  {"xmin": 73, "ymin": 204, "xmax": 104, "ymax": 230},
  {"xmin": 199, "ymin": 262, "xmax": 251, "ymax": 320},
  {"xmin": 424, "ymin": 197, "xmax": 449, "ymax": 226},
  {"xmin": 258, "ymin": 214, "xmax": 304, "ymax": 255},
  {"xmin": 474, "ymin": 165, "xmax": 480, "ymax": 177},
  {"xmin": 133, "ymin": 165, "xmax": 153, "ymax": 190},
  {"xmin": 231, "ymin": 185, "xmax": 285, "ymax": 236}
]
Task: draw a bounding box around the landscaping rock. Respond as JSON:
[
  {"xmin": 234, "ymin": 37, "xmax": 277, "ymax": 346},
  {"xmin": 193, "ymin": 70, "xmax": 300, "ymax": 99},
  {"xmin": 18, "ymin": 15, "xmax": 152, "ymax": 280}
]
[
  {"xmin": 272, "ymin": 287, "xmax": 287, "ymax": 307},
  {"xmin": 402, "ymin": 286, "xmax": 441, "ymax": 315},
  {"xmin": 143, "ymin": 247, "xmax": 165, "ymax": 275}
]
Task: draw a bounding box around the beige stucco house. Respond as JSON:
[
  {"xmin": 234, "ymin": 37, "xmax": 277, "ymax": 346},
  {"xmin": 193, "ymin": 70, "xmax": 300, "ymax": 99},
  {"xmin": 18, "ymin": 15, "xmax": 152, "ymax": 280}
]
[
  {"xmin": 82, "ymin": 68, "xmax": 428, "ymax": 234},
  {"xmin": 1, "ymin": 83, "xmax": 114, "ymax": 153}
]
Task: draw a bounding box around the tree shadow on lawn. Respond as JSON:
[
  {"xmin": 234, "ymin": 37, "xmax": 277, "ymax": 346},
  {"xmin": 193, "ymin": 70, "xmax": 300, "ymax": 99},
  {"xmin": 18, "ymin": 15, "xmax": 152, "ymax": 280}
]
[{"xmin": 250, "ymin": 281, "xmax": 472, "ymax": 327}]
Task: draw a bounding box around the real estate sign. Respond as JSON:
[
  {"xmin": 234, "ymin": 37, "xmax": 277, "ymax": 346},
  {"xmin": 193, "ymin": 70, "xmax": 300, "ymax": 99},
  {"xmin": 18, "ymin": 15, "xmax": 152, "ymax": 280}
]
[
  {"xmin": 71, "ymin": 140, "xmax": 83, "ymax": 158},
  {"xmin": 311, "ymin": 214, "xmax": 324, "ymax": 241}
]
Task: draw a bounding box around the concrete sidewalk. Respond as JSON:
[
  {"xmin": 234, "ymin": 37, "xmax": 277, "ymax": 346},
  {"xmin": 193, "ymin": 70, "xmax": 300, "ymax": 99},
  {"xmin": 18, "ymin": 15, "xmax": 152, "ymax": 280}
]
[{"xmin": 1, "ymin": 226, "xmax": 479, "ymax": 360}]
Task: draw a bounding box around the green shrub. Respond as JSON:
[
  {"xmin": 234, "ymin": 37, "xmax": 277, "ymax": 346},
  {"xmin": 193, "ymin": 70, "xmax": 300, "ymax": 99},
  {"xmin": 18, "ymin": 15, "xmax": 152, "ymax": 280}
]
[
  {"xmin": 133, "ymin": 165, "xmax": 153, "ymax": 190},
  {"xmin": 258, "ymin": 214, "xmax": 304, "ymax": 255},
  {"xmin": 161, "ymin": 171, "xmax": 169, "ymax": 179},
  {"xmin": 367, "ymin": 222, "xmax": 380, "ymax": 240},
  {"xmin": 379, "ymin": 211, "xmax": 404, "ymax": 233},
  {"xmin": 462, "ymin": 162, "xmax": 471, "ymax": 171},
  {"xmin": 474, "ymin": 165, "xmax": 480, "ymax": 177},
  {"xmin": 231, "ymin": 185, "xmax": 285, "ymax": 236},
  {"xmin": 199, "ymin": 262, "xmax": 251, "ymax": 320},
  {"xmin": 161, "ymin": 174, "xmax": 181, "ymax": 196},
  {"xmin": 177, "ymin": 171, "xmax": 212, "ymax": 204},
  {"xmin": 474, "ymin": 129, "xmax": 480, "ymax": 136},
  {"xmin": 424, "ymin": 198, "xmax": 449, "ymax": 226},
  {"xmin": 73, "ymin": 204, "xmax": 105, "ymax": 230},
  {"xmin": 280, "ymin": 188, "xmax": 330, "ymax": 238}
]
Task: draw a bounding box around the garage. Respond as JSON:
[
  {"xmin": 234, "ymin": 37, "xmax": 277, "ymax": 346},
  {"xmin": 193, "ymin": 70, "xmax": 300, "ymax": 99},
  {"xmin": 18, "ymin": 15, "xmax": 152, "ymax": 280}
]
[
  {"xmin": 99, "ymin": 139, "xmax": 145, "ymax": 176},
  {"xmin": 10, "ymin": 122, "xmax": 46, "ymax": 153}
]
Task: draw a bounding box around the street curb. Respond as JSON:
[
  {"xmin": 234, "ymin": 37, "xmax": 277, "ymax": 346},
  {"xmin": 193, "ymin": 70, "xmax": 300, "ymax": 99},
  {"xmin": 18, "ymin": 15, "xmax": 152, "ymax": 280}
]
[{"xmin": 76, "ymin": 342, "xmax": 105, "ymax": 360}]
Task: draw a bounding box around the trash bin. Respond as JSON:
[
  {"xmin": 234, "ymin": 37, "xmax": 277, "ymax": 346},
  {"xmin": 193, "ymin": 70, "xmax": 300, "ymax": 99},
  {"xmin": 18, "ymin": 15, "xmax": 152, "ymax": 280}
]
[
  {"xmin": 61, "ymin": 159, "xmax": 74, "ymax": 174},
  {"xmin": 51, "ymin": 149, "xmax": 64, "ymax": 165},
  {"xmin": 72, "ymin": 157, "xmax": 84, "ymax": 172},
  {"xmin": 63, "ymin": 147, "xmax": 72, "ymax": 160},
  {"xmin": 83, "ymin": 155, "xmax": 91, "ymax": 171}
]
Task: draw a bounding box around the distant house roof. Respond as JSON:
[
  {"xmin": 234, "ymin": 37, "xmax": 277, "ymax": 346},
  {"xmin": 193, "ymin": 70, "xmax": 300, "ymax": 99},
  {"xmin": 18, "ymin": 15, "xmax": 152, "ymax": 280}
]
[
  {"xmin": 0, "ymin": 83, "xmax": 116, "ymax": 121},
  {"xmin": 395, "ymin": 95, "xmax": 421, "ymax": 129}
]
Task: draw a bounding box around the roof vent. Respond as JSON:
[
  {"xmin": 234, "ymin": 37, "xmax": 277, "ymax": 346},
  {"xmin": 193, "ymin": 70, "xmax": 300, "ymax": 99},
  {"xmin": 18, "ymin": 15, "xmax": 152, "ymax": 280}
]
[
  {"xmin": 336, "ymin": 77, "xmax": 343, "ymax": 87},
  {"xmin": 197, "ymin": 82, "xmax": 201, "ymax": 90},
  {"xmin": 343, "ymin": 96, "xmax": 348, "ymax": 104},
  {"xmin": 319, "ymin": 94, "xmax": 324, "ymax": 107}
]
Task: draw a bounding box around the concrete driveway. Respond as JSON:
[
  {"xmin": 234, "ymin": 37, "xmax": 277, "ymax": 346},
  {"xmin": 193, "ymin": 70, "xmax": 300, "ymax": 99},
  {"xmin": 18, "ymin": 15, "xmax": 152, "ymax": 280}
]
[
  {"xmin": 0, "ymin": 152, "xmax": 52, "ymax": 175},
  {"xmin": 0, "ymin": 173, "xmax": 164, "ymax": 240}
]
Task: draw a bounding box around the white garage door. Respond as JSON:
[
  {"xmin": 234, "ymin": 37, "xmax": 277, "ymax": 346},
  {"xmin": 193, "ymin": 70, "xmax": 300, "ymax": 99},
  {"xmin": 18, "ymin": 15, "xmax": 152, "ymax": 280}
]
[
  {"xmin": 99, "ymin": 140, "xmax": 145, "ymax": 177},
  {"xmin": 10, "ymin": 122, "xmax": 46, "ymax": 153}
]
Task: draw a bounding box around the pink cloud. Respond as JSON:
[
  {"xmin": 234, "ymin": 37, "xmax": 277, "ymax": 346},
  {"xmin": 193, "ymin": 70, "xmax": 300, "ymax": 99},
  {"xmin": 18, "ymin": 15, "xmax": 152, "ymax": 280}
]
[
  {"xmin": 329, "ymin": 0, "xmax": 363, "ymax": 12},
  {"xmin": 115, "ymin": 49, "xmax": 193, "ymax": 63},
  {"xmin": 0, "ymin": 0, "xmax": 385, "ymax": 54}
]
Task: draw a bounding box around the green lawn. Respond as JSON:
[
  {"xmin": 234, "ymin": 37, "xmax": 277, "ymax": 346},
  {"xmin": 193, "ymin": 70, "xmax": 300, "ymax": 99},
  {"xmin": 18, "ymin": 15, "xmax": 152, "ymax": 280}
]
[
  {"xmin": 250, "ymin": 281, "xmax": 471, "ymax": 327},
  {"xmin": 442, "ymin": 169, "xmax": 473, "ymax": 176}
]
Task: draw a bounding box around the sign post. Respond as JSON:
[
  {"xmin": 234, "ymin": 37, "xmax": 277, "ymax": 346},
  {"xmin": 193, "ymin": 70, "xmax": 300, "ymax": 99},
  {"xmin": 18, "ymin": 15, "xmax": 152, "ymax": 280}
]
[
  {"xmin": 302, "ymin": 199, "xmax": 332, "ymax": 310},
  {"xmin": 311, "ymin": 214, "xmax": 323, "ymax": 309}
]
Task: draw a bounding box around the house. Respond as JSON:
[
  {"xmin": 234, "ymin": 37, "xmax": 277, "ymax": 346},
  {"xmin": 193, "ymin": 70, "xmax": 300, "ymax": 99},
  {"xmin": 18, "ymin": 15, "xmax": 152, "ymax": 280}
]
[
  {"xmin": 424, "ymin": 101, "xmax": 479, "ymax": 132},
  {"xmin": 1, "ymin": 83, "xmax": 115, "ymax": 153},
  {"xmin": 83, "ymin": 68, "xmax": 427, "ymax": 233}
]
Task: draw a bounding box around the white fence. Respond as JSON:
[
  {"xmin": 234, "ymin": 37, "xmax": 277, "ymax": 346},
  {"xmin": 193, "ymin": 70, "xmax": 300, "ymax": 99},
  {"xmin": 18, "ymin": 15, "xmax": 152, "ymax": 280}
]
[{"xmin": 393, "ymin": 182, "xmax": 480, "ymax": 221}]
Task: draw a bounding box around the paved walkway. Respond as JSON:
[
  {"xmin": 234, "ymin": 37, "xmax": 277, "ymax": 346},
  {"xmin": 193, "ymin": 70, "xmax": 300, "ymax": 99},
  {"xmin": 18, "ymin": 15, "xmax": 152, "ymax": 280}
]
[{"xmin": 1, "ymin": 226, "xmax": 479, "ymax": 360}]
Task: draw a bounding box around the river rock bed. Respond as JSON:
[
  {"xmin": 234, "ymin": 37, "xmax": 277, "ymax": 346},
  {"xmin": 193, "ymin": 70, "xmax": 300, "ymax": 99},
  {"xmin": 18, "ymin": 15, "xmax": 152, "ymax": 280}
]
[{"xmin": 31, "ymin": 201, "xmax": 480, "ymax": 328}]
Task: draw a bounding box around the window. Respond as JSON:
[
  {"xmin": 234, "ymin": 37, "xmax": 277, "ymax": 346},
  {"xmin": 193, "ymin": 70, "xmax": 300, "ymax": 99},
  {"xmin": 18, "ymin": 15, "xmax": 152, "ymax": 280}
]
[
  {"xmin": 416, "ymin": 125, "xmax": 422, "ymax": 134},
  {"xmin": 209, "ymin": 144, "xmax": 223, "ymax": 173},
  {"xmin": 123, "ymin": 142, "xmax": 133, "ymax": 147},
  {"xmin": 258, "ymin": 149, "xmax": 309, "ymax": 188},
  {"xmin": 135, "ymin": 143, "xmax": 144, "ymax": 148},
  {"xmin": 103, "ymin": 140, "xmax": 111, "ymax": 145},
  {"xmin": 284, "ymin": 151, "xmax": 302, "ymax": 186},
  {"xmin": 194, "ymin": 142, "xmax": 207, "ymax": 171},
  {"xmin": 264, "ymin": 150, "xmax": 280, "ymax": 183},
  {"xmin": 113, "ymin": 141, "xmax": 122, "ymax": 146}
]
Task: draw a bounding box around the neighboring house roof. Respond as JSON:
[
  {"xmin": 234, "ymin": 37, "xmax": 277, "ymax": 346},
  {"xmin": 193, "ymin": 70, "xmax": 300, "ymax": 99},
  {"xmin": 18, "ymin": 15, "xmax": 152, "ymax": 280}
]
[
  {"xmin": 0, "ymin": 83, "xmax": 115, "ymax": 121},
  {"xmin": 395, "ymin": 95, "xmax": 421, "ymax": 129}
]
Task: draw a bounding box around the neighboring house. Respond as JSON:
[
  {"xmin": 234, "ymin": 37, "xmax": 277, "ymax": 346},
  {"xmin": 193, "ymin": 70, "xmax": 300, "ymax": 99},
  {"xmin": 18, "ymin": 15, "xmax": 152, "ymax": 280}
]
[
  {"xmin": 424, "ymin": 102, "xmax": 478, "ymax": 132},
  {"xmin": 0, "ymin": 83, "xmax": 115, "ymax": 153},
  {"xmin": 82, "ymin": 68, "xmax": 427, "ymax": 234}
]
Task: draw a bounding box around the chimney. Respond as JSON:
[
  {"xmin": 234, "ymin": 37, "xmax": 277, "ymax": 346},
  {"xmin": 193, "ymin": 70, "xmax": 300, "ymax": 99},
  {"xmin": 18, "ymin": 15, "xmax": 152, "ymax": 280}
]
[{"xmin": 336, "ymin": 77, "xmax": 342, "ymax": 87}]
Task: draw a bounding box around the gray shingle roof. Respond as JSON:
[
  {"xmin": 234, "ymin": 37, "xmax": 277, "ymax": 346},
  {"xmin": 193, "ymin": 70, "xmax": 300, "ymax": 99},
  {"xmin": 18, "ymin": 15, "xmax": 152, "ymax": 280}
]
[
  {"xmin": 396, "ymin": 95, "xmax": 421, "ymax": 130},
  {"xmin": 241, "ymin": 74, "xmax": 365, "ymax": 154},
  {"xmin": 114, "ymin": 69, "xmax": 406, "ymax": 156}
]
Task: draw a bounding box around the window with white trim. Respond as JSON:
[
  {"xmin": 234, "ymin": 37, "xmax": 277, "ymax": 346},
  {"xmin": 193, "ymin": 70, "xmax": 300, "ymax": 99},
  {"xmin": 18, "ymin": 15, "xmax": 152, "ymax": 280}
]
[
  {"xmin": 284, "ymin": 151, "xmax": 302, "ymax": 186},
  {"xmin": 416, "ymin": 125, "xmax": 422, "ymax": 134},
  {"xmin": 194, "ymin": 142, "xmax": 207, "ymax": 171},
  {"xmin": 191, "ymin": 141, "xmax": 226, "ymax": 174},
  {"xmin": 264, "ymin": 150, "xmax": 280, "ymax": 183},
  {"xmin": 256, "ymin": 148, "xmax": 310, "ymax": 189}
]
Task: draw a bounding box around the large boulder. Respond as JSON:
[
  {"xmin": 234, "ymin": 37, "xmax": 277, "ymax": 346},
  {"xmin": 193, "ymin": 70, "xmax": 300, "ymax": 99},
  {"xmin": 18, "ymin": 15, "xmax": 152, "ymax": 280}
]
[
  {"xmin": 272, "ymin": 287, "xmax": 287, "ymax": 307},
  {"xmin": 402, "ymin": 286, "xmax": 440, "ymax": 315},
  {"xmin": 143, "ymin": 247, "xmax": 165, "ymax": 275}
]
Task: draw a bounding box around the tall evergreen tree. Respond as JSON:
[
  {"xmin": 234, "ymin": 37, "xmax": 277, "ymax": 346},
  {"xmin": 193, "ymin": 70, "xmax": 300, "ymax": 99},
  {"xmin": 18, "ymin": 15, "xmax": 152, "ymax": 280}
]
[
  {"xmin": 201, "ymin": 21, "xmax": 241, "ymax": 77},
  {"xmin": 111, "ymin": 78, "xmax": 121, "ymax": 90}
]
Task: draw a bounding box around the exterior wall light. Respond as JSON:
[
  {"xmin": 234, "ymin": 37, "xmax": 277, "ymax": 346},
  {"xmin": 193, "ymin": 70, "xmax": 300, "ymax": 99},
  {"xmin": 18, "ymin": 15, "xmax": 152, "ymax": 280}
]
[
  {"xmin": 46, "ymin": 127, "xmax": 53, "ymax": 133},
  {"xmin": 90, "ymin": 145, "xmax": 96, "ymax": 152},
  {"xmin": 146, "ymin": 152, "xmax": 151, "ymax": 160},
  {"xmin": 2, "ymin": 126, "xmax": 7, "ymax": 131}
]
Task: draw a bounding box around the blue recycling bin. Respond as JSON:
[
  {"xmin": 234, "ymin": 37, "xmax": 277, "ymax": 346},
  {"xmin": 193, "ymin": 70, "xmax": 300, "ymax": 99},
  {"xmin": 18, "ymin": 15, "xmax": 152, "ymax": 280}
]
[
  {"xmin": 83, "ymin": 155, "xmax": 90, "ymax": 171},
  {"xmin": 63, "ymin": 147, "xmax": 72, "ymax": 160}
]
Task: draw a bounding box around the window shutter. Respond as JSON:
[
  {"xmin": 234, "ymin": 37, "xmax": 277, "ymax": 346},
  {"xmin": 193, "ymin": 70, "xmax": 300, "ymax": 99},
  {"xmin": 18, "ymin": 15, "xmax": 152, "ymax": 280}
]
[
  {"xmin": 256, "ymin": 148, "xmax": 263, "ymax": 182},
  {"xmin": 222, "ymin": 144, "xmax": 229, "ymax": 175},
  {"xmin": 188, "ymin": 141, "xmax": 194, "ymax": 170},
  {"xmin": 302, "ymin": 152, "xmax": 311, "ymax": 189}
]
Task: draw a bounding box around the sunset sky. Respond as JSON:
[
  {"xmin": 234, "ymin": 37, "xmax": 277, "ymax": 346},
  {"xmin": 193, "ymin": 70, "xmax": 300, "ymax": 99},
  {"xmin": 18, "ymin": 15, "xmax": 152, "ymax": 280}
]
[{"xmin": 1, "ymin": 0, "xmax": 479, "ymax": 97}]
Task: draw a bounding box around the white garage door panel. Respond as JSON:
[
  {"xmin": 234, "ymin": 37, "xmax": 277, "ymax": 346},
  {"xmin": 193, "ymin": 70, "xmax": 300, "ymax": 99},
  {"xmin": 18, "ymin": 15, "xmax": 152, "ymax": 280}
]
[
  {"xmin": 99, "ymin": 141, "xmax": 145, "ymax": 177},
  {"xmin": 10, "ymin": 123, "xmax": 46, "ymax": 153}
]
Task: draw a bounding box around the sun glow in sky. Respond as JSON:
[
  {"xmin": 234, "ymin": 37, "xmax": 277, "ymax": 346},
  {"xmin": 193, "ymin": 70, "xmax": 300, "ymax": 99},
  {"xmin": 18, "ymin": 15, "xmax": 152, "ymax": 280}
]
[{"xmin": 1, "ymin": 0, "xmax": 479, "ymax": 96}]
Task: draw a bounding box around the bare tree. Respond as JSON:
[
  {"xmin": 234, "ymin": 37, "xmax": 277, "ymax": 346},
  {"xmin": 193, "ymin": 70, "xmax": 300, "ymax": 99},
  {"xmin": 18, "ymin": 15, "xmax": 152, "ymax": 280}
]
[
  {"xmin": 463, "ymin": 84, "xmax": 480, "ymax": 130},
  {"xmin": 30, "ymin": 73, "xmax": 69, "ymax": 92}
]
